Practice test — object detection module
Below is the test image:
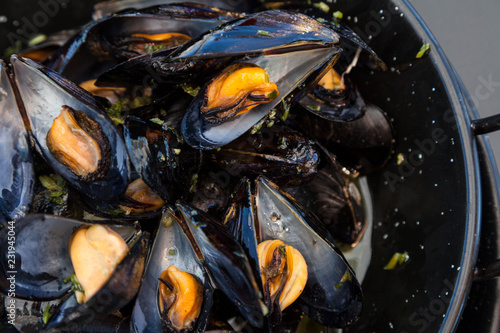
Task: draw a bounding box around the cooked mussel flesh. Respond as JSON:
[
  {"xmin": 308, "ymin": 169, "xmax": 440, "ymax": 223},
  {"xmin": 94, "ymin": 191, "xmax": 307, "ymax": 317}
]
[
  {"xmin": 120, "ymin": 178, "xmax": 165, "ymax": 215},
  {"xmin": 158, "ymin": 266, "xmax": 203, "ymax": 332},
  {"xmin": 201, "ymin": 63, "xmax": 279, "ymax": 124},
  {"xmin": 69, "ymin": 224, "xmax": 129, "ymax": 303},
  {"xmin": 47, "ymin": 105, "xmax": 111, "ymax": 181},
  {"xmin": 257, "ymin": 240, "xmax": 307, "ymax": 312}
]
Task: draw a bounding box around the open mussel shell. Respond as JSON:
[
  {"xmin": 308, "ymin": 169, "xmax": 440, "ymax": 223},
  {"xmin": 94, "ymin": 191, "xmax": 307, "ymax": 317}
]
[
  {"xmin": 299, "ymin": 71, "xmax": 367, "ymax": 122},
  {"xmin": 123, "ymin": 116, "xmax": 202, "ymax": 204},
  {"xmin": 12, "ymin": 55, "xmax": 130, "ymax": 203},
  {"xmin": 0, "ymin": 61, "xmax": 34, "ymax": 224},
  {"xmin": 46, "ymin": 229, "xmax": 148, "ymax": 331},
  {"xmin": 176, "ymin": 202, "xmax": 266, "ymax": 329},
  {"xmin": 50, "ymin": 3, "xmax": 243, "ymax": 84},
  {"xmin": 131, "ymin": 208, "xmax": 213, "ymax": 333},
  {"xmin": 209, "ymin": 123, "xmax": 320, "ymax": 187},
  {"xmin": 293, "ymin": 103, "xmax": 395, "ymax": 175},
  {"xmin": 0, "ymin": 214, "xmax": 139, "ymax": 301},
  {"xmin": 182, "ymin": 47, "xmax": 339, "ymax": 149},
  {"xmin": 255, "ymin": 176, "xmax": 363, "ymax": 328}
]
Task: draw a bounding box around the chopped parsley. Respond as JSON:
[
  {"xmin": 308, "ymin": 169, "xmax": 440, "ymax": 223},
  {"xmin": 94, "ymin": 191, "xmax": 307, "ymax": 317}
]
[
  {"xmin": 106, "ymin": 98, "xmax": 126, "ymax": 126},
  {"xmin": 313, "ymin": 2, "xmax": 330, "ymax": 13},
  {"xmin": 96, "ymin": 206, "xmax": 126, "ymax": 215},
  {"xmin": 257, "ymin": 30, "xmax": 273, "ymax": 37},
  {"xmin": 3, "ymin": 40, "xmax": 23, "ymax": 58},
  {"xmin": 64, "ymin": 273, "xmax": 85, "ymax": 293},
  {"xmin": 306, "ymin": 104, "xmax": 321, "ymax": 112},
  {"xmin": 106, "ymin": 95, "xmax": 152, "ymax": 126},
  {"xmin": 180, "ymin": 83, "xmax": 201, "ymax": 97},
  {"xmin": 335, "ymin": 270, "xmax": 353, "ymax": 289},
  {"xmin": 42, "ymin": 304, "xmax": 52, "ymax": 325},
  {"xmin": 144, "ymin": 43, "xmax": 167, "ymax": 54},
  {"xmin": 416, "ymin": 43, "xmax": 430, "ymax": 58},
  {"xmin": 189, "ymin": 173, "xmax": 198, "ymax": 193},
  {"xmin": 333, "ymin": 11, "xmax": 343, "ymax": 20},
  {"xmin": 39, "ymin": 174, "xmax": 67, "ymax": 205},
  {"xmin": 281, "ymin": 98, "xmax": 291, "ymax": 121},
  {"xmin": 384, "ymin": 251, "xmax": 410, "ymax": 270},
  {"xmin": 267, "ymin": 89, "xmax": 278, "ymax": 100},
  {"xmin": 150, "ymin": 118, "xmax": 165, "ymax": 126}
]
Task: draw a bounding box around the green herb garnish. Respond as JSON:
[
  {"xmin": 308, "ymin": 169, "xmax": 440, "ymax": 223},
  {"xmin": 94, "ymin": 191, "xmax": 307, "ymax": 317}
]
[
  {"xmin": 335, "ymin": 270, "xmax": 353, "ymax": 289},
  {"xmin": 144, "ymin": 43, "xmax": 167, "ymax": 54},
  {"xmin": 96, "ymin": 206, "xmax": 126, "ymax": 215},
  {"xmin": 106, "ymin": 98, "xmax": 126, "ymax": 126},
  {"xmin": 267, "ymin": 89, "xmax": 278, "ymax": 100},
  {"xmin": 281, "ymin": 98, "xmax": 290, "ymax": 121},
  {"xmin": 416, "ymin": 43, "xmax": 430, "ymax": 58},
  {"xmin": 251, "ymin": 118, "xmax": 266, "ymax": 135},
  {"xmin": 306, "ymin": 104, "xmax": 321, "ymax": 112},
  {"xmin": 39, "ymin": 174, "xmax": 67, "ymax": 205},
  {"xmin": 3, "ymin": 40, "xmax": 23, "ymax": 58},
  {"xmin": 264, "ymin": 69, "xmax": 270, "ymax": 83},
  {"xmin": 333, "ymin": 11, "xmax": 343, "ymax": 20},
  {"xmin": 313, "ymin": 2, "xmax": 330, "ymax": 13},
  {"xmin": 278, "ymin": 246, "xmax": 287, "ymax": 258},
  {"xmin": 180, "ymin": 83, "xmax": 201, "ymax": 97},
  {"xmin": 42, "ymin": 304, "xmax": 52, "ymax": 325},
  {"xmin": 64, "ymin": 273, "xmax": 85, "ymax": 293},
  {"xmin": 189, "ymin": 173, "xmax": 198, "ymax": 193},
  {"xmin": 150, "ymin": 118, "xmax": 165, "ymax": 126},
  {"xmin": 257, "ymin": 30, "xmax": 272, "ymax": 37},
  {"xmin": 384, "ymin": 251, "xmax": 410, "ymax": 270}
]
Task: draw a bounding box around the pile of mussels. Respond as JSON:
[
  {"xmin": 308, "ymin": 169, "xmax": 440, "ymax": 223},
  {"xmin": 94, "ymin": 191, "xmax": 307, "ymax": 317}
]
[{"xmin": 0, "ymin": 1, "xmax": 394, "ymax": 332}]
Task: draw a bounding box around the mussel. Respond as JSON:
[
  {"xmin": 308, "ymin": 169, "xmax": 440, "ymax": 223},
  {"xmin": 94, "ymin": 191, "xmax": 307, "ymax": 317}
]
[
  {"xmin": 0, "ymin": 60, "xmax": 34, "ymax": 224},
  {"xmin": 200, "ymin": 63, "xmax": 279, "ymax": 124},
  {"xmin": 223, "ymin": 177, "xmax": 363, "ymax": 329},
  {"xmin": 123, "ymin": 116, "xmax": 202, "ymax": 204},
  {"xmin": 255, "ymin": 176, "xmax": 363, "ymax": 327},
  {"xmin": 299, "ymin": 67, "xmax": 366, "ymax": 122},
  {"xmin": 0, "ymin": 214, "xmax": 147, "ymax": 332},
  {"xmin": 293, "ymin": 103, "xmax": 395, "ymax": 174},
  {"xmin": 209, "ymin": 123, "xmax": 320, "ymax": 187},
  {"xmin": 66, "ymin": 3, "xmax": 244, "ymax": 84},
  {"xmin": 131, "ymin": 208, "xmax": 213, "ymax": 333},
  {"xmin": 12, "ymin": 56, "xmax": 130, "ymax": 203}
]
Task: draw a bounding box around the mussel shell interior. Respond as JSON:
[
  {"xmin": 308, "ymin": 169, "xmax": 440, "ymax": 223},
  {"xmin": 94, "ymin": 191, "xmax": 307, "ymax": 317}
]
[
  {"xmin": 0, "ymin": 214, "xmax": 138, "ymax": 301},
  {"xmin": 0, "ymin": 61, "xmax": 34, "ymax": 223},
  {"xmin": 46, "ymin": 231, "xmax": 148, "ymax": 331},
  {"xmin": 12, "ymin": 56, "xmax": 130, "ymax": 203},
  {"xmin": 182, "ymin": 48, "xmax": 339, "ymax": 149},
  {"xmin": 255, "ymin": 176, "xmax": 362, "ymax": 327},
  {"xmin": 131, "ymin": 208, "xmax": 212, "ymax": 333}
]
